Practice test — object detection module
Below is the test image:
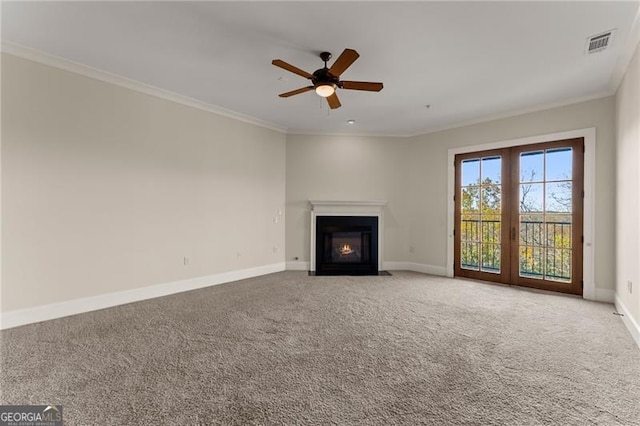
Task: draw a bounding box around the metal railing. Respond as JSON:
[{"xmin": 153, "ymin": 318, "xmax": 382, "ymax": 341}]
[{"xmin": 460, "ymin": 219, "xmax": 572, "ymax": 281}]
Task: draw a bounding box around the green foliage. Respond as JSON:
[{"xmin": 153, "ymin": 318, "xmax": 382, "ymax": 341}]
[{"xmin": 460, "ymin": 175, "xmax": 572, "ymax": 281}]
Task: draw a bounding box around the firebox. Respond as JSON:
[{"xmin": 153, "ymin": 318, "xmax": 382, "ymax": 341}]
[{"xmin": 315, "ymin": 216, "xmax": 378, "ymax": 275}]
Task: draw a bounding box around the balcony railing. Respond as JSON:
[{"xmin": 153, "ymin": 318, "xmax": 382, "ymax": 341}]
[{"xmin": 460, "ymin": 219, "xmax": 571, "ymax": 281}]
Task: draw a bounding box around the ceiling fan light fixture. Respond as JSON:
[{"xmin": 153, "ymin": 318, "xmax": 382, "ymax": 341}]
[
  {"xmin": 315, "ymin": 83, "xmax": 336, "ymax": 98},
  {"xmin": 272, "ymin": 49, "xmax": 383, "ymax": 109}
]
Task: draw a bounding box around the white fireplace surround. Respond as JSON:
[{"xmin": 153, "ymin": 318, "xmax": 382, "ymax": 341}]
[{"xmin": 309, "ymin": 200, "xmax": 386, "ymax": 272}]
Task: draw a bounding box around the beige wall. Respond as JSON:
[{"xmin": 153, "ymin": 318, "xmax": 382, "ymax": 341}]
[
  {"xmin": 0, "ymin": 51, "xmax": 624, "ymax": 318},
  {"xmin": 408, "ymin": 97, "xmax": 616, "ymax": 294},
  {"xmin": 616, "ymin": 42, "xmax": 640, "ymax": 336},
  {"xmin": 285, "ymin": 134, "xmax": 410, "ymax": 265},
  {"xmin": 1, "ymin": 54, "xmax": 286, "ymax": 312},
  {"xmin": 285, "ymin": 97, "xmax": 616, "ymax": 297}
]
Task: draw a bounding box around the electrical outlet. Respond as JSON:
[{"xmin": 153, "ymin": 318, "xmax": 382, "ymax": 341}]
[
  {"xmin": 628, "ymin": 281, "xmax": 633, "ymax": 294},
  {"xmin": 409, "ymin": 246, "xmax": 415, "ymax": 254},
  {"xmin": 183, "ymin": 256, "xmax": 191, "ymax": 266},
  {"xmin": 272, "ymin": 246, "xmax": 278, "ymax": 254}
]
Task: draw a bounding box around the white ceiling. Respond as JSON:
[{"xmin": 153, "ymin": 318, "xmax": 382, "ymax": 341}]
[{"xmin": 3, "ymin": 1, "xmax": 639, "ymax": 136}]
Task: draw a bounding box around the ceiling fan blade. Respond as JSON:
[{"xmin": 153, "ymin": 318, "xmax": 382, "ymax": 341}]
[
  {"xmin": 340, "ymin": 81, "xmax": 384, "ymax": 92},
  {"xmin": 272, "ymin": 59, "xmax": 313, "ymax": 79},
  {"xmin": 326, "ymin": 92, "xmax": 341, "ymax": 109},
  {"xmin": 328, "ymin": 49, "xmax": 359, "ymax": 77},
  {"xmin": 278, "ymin": 86, "xmax": 314, "ymax": 98}
]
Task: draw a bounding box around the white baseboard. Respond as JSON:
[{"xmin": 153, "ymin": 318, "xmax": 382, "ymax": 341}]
[
  {"xmin": 594, "ymin": 288, "xmax": 616, "ymax": 303},
  {"xmin": 0, "ymin": 262, "xmax": 285, "ymax": 330},
  {"xmin": 285, "ymin": 260, "xmax": 310, "ymax": 271},
  {"xmin": 382, "ymin": 262, "xmax": 613, "ymax": 303},
  {"xmin": 615, "ymin": 296, "xmax": 640, "ymax": 349},
  {"xmin": 383, "ymin": 261, "xmax": 448, "ymax": 276}
]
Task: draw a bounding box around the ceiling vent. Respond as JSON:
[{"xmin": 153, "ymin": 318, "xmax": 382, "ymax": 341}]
[{"xmin": 585, "ymin": 30, "xmax": 615, "ymax": 54}]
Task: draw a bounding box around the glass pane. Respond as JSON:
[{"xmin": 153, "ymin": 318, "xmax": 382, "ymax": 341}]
[
  {"xmin": 520, "ymin": 151, "xmax": 544, "ymax": 182},
  {"xmin": 520, "ymin": 183, "xmax": 544, "ymax": 213},
  {"xmin": 546, "ymin": 148, "xmax": 572, "ymax": 181},
  {"xmin": 483, "ymin": 213, "xmax": 501, "ymax": 223},
  {"xmin": 482, "ymin": 220, "xmax": 501, "ymax": 244},
  {"xmin": 519, "ymin": 246, "xmax": 544, "ymax": 279},
  {"xmin": 461, "ymin": 216, "xmax": 480, "ymax": 242},
  {"xmin": 550, "ymin": 214, "xmax": 572, "ymax": 224},
  {"xmin": 546, "ymin": 222, "xmax": 572, "ymax": 248},
  {"xmin": 461, "ymin": 242, "xmax": 479, "ymax": 270},
  {"xmin": 459, "ymin": 144, "xmax": 578, "ymax": 284},
  {"xmin": 520, "ymin": 217, "xmax": 544, "ymax": 246},
  {"xmin": 518, "ymin": 145, "xmax": 576, "ymax": 284},
  {"xmin": 481, "ymin": 156, "xmax": 501, "ymax": 184},
  {"xmin": 461, "ymin": 186, "xmax": 480, "ymax": 213},
  {"xmin": 545, "ymin": 249, "xmax": 571, "ymax": 282},
  {"xmin": 462, "ymin": 159, "xmax": 480, "ymax": 186},
  {"xmin": 546, "ymin": 182, "xmax": 572, "ymax": 213},
  {"xmin": 481, "ymin": 244, "xmax": 501, "ymax": 273},
  {"xmin": 481, "ymin": 185, "xmax": 501, "ymax": 214}
]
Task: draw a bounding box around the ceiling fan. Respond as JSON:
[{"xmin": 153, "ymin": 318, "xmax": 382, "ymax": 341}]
[{"xmin": 272, "ymin": 48, "xmax": 383, "ymax": 109}]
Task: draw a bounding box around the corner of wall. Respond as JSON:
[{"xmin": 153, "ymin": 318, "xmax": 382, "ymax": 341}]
[{"xmin": 613, "ymin": 36, "xmax": 640, "ymax": 349}]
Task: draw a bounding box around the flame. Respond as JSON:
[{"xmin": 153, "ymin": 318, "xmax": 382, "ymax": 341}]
[{"xmin": 340, "ymin": 244, "xmax": 354, "ymax": 255}]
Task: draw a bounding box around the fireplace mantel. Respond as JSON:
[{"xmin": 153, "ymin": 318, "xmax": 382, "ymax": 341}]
[
  {"xmin": 309, "ymin": 200, "xmax": 387, "ymax": 214},
  {"xmin": 309, "ymin": 200, "xmax": 386, "ymax": 272},
  {"xmin": 310, "ymin": 200, "xmax": 387, "ymax": 207}
]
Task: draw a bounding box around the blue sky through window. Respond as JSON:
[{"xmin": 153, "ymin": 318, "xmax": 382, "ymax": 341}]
[
  {"xmin": 520, "ymin": 148, "xmax": 573, "ymax": 213},
  {"xmin": 462, "ymin": 148, "xmax": 573, "ymax": 213}
]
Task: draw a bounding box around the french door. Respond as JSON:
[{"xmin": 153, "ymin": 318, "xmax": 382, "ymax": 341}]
[{"xmin": 454, "ymin": 138, "xmax": 584, "ymax": 295}]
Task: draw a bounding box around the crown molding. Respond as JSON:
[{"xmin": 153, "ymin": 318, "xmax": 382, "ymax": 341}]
[
  {"xmin": 406, "ymin": 91, "xmax": 615, "ymax": 138},
  {"xmin": 285, "ymin": 130, "xmax": 409, "ymax": 138},
  {"xmin": 288, "ymin": 91, "xmax": 614, "ymax": 139},
  {"xmin": 0, "ymin": 41, "xmax": 287, "ymax": 134},
  {"xmin": 0, "ymin": 41, "xmax": 621, "ymax": 140}
]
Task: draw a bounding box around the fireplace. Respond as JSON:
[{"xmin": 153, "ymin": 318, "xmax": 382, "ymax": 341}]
[
  {"xmin": 309, "ymin": 200, "xmax": 386, "ymax": 275},
  {"xmin": 315, "ymin": 216, "xmax": 378, "ymax": 275}
]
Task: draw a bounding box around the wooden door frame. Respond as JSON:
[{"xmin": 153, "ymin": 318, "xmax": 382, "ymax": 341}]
[
  {"xmin": 507, "ymin": 138, "xmax": 584, "ymax": 295},
  {"xmin": 446, "ymin": 128, "xmax": 596, "ymax": 299},
  {"xmin": 454, "ymin": 139, "xmax": 583, "ymax": 294},
  {"xmin": 454, "ymin": 149, "xmax": 511, "ymax": 284}
]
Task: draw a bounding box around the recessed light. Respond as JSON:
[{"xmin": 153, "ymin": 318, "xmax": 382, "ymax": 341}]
[{"xmin": 347, "ymin": 119, "xmax": 356, "ymax": 124}]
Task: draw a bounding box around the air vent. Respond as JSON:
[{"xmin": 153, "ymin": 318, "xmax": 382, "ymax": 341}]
[{"xmin": 586, "ymin": 30, "xmax": 615, "ymax": 54}]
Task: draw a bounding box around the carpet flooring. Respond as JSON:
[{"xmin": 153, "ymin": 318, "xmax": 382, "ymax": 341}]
[{"xmin": 1, "ymin": 271, "xmax": 639, "ymax": 425}]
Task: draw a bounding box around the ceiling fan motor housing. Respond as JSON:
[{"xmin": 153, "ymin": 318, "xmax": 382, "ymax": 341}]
[
  {"xmin": 312, "ymin": 52, "xmax": 338, "ymax": 89},
  {"xmin": 312, "ymin": 68, "xmax": 339, "ymax": 88}
]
